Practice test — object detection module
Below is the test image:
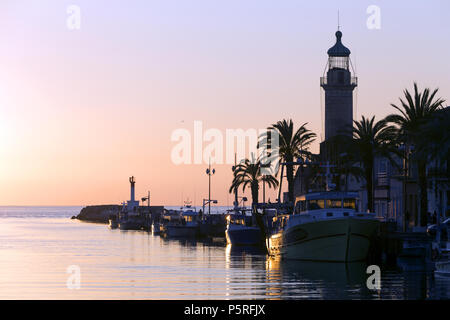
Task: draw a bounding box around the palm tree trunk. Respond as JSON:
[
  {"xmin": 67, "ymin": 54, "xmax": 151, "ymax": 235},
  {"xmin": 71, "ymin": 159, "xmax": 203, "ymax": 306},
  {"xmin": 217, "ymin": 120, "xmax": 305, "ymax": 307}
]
[
  {"xmin": 251, "ymin": 182, "xmax": 267, "ymax": 253},
  {"xmin": 251, "ymin": 182, "xmax": 259, "ymax": 206},
  {"xmin": 286, "ymin": 156, "xmax": 294, "ymax": 203},
  {"xmin": 365, "ymin": 163, "xmax": 374, "ymax": 212},
  {"xmin": 418, "ymin": 161, "xmax": 428, "ymax": 227}
]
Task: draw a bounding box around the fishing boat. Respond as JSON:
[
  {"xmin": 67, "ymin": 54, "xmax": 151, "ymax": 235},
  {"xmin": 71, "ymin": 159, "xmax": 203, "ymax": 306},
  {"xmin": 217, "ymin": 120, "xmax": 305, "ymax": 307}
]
[
  {"xmin": 165, "ymin": 202, "xmax": 200, "ymax": 238},
  {"xmin": 198, "ymin": 214, "xmax": 227, "ymax": 238},
  {"xmin": 267, "ymin": 164, "xmax": 380, "ymax": 262},
  {"xmin": 225, "ymin": 209, "xmax": 264, "ymax": 246},
  {"xmin": 117, "ymin": 202, "xmax": 144, "ymax": 231},
  {"xmin": 111, "ymin": 177, "xmax": 145, "ymax": 231}
]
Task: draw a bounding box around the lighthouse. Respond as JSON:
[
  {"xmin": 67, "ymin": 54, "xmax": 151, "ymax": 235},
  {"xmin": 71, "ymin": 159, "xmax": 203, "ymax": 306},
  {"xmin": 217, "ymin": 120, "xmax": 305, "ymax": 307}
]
[
  {"xmin": 320, "ymin": 30, "xmax": 357, "ymax": 141},
  {"xmin": 127, "ymin": 176, "xmax": 139, "ymax": 213},
  {"xmin": 294, "ymin": 29, "xmax": 359, "ymax": 196}
]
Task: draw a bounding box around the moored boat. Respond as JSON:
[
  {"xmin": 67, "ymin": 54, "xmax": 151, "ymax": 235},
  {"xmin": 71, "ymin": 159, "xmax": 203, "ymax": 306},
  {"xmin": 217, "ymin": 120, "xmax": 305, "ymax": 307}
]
[
  {"xmin": 198, "ymin": 214, "xmax": 227, "ymax": 239},
  {"xmin": 165, "ymin": 203, "xmax": 200, "ymax": 238},
  {"xmin": 267, "ymin": 191, "xmax": 380, "ymax": 262},
  {"xmin": 225, "ymin": 210, "xmax": 264, "ymax": 246},
  {"xmin": 118, "ymin": 215, "xmax": 144, "ymax": 230}
]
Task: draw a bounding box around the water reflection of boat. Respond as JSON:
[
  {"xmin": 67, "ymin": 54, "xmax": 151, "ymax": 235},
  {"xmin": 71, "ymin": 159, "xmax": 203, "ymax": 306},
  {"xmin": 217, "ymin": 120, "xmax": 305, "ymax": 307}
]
[
  {"xmin": 266, "ymin": 257, "xmax": 367, "ymax": 286},
  {"xmin": 226, "ymin": 243, "xmax": 266, "ymax": 256},
  {"xmin": 225, "ymin": 244, "xmax": 267, "ymax": 271}
]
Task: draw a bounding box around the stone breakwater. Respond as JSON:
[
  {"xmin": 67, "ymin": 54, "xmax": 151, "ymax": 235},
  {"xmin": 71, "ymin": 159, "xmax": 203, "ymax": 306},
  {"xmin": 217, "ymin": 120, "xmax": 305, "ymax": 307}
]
[
  {"xmin": 74, "ymin": 205, "xmax": 120, "ymax": 223},
  {"xmin": 74, "ymin": 205, "xmax": 165, "ymax": 223}
]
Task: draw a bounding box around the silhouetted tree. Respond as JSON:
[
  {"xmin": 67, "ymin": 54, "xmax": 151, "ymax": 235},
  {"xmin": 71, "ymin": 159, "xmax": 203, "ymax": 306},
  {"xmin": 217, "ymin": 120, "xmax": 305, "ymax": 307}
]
[
  {"xmin": 228, "ymin": 156, "xmax": 278, "ymax": 251},
  {"xmin": 385, "ymin": 83, "xmax": 445, "ymax": 226},
  {"xmin": 351, "ymin": 116, "xmax": 398, "ymax": 212},
  {"xmin": 229, "ymin": 157, "xmax": 278, "ymax": 205},
  {"xmin": 267, "ymin": 120, "xmax": 315, "ymax": 203}
]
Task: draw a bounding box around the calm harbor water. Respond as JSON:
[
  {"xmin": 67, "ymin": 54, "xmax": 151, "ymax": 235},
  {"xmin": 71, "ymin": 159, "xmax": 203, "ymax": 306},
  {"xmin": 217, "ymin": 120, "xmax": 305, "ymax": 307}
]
[{"xmin": 0, "ymin": 206, "xmax": 448, "ymax": 300}]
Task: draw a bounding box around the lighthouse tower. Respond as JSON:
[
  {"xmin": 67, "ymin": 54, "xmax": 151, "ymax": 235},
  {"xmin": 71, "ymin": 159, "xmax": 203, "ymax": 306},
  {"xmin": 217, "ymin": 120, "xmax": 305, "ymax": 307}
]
[
  {"xmin": 320, "ymin": 30, "xmax": 357, "ymax": 142},
  {"xmin": 127, "ymin": 176, "xmax": 139, "ymax": 213}
]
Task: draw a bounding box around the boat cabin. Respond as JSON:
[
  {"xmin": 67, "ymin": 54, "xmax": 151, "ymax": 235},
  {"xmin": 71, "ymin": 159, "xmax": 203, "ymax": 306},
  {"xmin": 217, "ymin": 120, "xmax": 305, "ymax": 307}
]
[
  {"xmin": 226, "ymin": 209, "xmax": 255, "ymax": 227},
  {"xmin": 181, "ymin": 209, "xmax": 200, "ymax": 223},
  {"xmin": 294, "ymin": 191, "xmax": 358, "ymax": 214}
]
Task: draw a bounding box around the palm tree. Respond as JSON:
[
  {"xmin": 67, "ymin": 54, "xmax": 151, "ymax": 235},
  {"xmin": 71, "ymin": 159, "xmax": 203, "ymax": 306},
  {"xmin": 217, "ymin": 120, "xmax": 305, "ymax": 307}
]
[
  {"xmin": 229, "ymin": 156, "xmax": 278, "ymax": 251},
  {"xmin": 352, "ymin": 115, "xmax": 398, "ymax": 212},
  {"xmin": 334, "ymin": 150, "xmax": 364, "ymax": 192},
  {"xmin": 266, "ymin": 119, "xmax": 316, "ymax": 203},
  {"xmin": 415, "ymin": 107, "xmax": 450, "ymax": 166},
  {"xmin": 415, "ymin": 108, "xmax": 450, "ymax": 226},
  {"xmin": 228, "ymin": 157, "xmax": 279, "ymax": 205},
  {"xmin": 385, "ymin": 83, "xmax": 445, "ymax": 226}
]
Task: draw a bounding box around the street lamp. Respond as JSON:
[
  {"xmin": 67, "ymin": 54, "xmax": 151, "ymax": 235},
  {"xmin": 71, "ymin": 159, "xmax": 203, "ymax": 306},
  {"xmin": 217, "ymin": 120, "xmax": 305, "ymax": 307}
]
[
  {"xmin": 141, "ymin": 191, "xmax": 150, "ymax": 207},
  {"xmin": 141, "ymin": 191, "xmax": 150, "ymax": 219},
  {"xmin": 237, "ymin": 196, "xmax": 248, "ymax": 208},
  {"xmin": 202, "ymin": 199, "xmax": 218, "ymax": 216},
  {"xmin": 232, "ymin": 153, "xmax": 239, "ymax": 209},
  {"xmin": 206, "ymin": 159, "xmax": 216, "ymax": 215}
]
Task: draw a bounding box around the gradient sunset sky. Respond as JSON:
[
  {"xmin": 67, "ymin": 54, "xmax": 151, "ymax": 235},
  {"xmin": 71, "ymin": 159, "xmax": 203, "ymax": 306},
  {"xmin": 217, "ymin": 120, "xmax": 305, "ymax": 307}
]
[{"xmin": 0, "ymin": 0, "xmax": 448, "ymax": 206}]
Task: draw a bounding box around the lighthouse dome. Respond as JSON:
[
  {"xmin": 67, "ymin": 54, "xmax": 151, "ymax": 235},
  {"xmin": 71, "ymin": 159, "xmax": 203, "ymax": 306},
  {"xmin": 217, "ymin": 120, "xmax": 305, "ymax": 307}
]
[{"xmin": 327, "ymin": 31, "xmax": 351, "ymax": 57}]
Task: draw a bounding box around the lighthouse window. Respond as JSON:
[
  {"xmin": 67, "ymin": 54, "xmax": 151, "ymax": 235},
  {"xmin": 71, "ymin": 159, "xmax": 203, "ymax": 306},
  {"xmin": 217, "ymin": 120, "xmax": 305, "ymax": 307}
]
[{"xmin": 329, "ymin": 56, "xmax": 349, "ymax": 70}]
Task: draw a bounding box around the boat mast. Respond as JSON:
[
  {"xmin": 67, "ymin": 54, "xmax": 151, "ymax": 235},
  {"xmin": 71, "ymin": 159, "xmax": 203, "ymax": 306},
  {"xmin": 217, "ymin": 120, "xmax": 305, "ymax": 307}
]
[{"xmin": 320, "ymin": 161, "xmax": 336, "ymax": 191}]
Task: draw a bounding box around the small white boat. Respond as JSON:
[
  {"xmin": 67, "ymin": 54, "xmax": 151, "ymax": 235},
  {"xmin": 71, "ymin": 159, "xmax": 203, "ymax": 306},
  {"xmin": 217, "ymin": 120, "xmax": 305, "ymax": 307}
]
[
  {"xmin": 435, "ymin": 260, "xmax": 450, "ymax": 277},
  {"xmin": 267, "ymin": 194, "xmax": 380, "ymax": 262}
]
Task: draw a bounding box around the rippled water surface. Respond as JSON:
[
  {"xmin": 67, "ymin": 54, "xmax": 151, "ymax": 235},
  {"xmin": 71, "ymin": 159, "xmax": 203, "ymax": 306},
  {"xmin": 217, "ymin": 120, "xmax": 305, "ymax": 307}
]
[{"xmin": 0, "ymin": 206, "xmax": 448, "ymax": 299}]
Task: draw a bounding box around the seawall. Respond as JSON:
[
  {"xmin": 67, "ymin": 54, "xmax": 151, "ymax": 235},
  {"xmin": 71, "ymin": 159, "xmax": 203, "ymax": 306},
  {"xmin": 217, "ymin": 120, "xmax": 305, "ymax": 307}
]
[
  {"xmin": 75, "ymin": 205, "xmax": 120, "ymax": 223},
  {"xmin": 74, "ymin": 205, "xmax": 165, "ymax": 223}
]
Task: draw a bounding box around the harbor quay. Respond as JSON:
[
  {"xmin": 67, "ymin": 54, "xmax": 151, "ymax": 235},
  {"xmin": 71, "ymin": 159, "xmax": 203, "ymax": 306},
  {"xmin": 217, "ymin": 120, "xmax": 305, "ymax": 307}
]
[{"xmin": 73, "ymin": 173, "xmax": 448, "ymax": 270}]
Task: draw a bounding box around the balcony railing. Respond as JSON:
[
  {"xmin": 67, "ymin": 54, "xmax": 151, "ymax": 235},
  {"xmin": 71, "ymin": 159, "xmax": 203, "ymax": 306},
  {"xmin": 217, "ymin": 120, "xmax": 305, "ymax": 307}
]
[{"xmin": 377, "ymin": 174, "xmax": 389, "ymax": 186}]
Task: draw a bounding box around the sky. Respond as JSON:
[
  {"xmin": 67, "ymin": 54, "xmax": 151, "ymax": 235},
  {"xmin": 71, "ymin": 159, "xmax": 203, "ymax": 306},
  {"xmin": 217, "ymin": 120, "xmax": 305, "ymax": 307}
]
[{"xmin": 0, "ymin": 0, "xmax": 448, "ymax": 206}]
